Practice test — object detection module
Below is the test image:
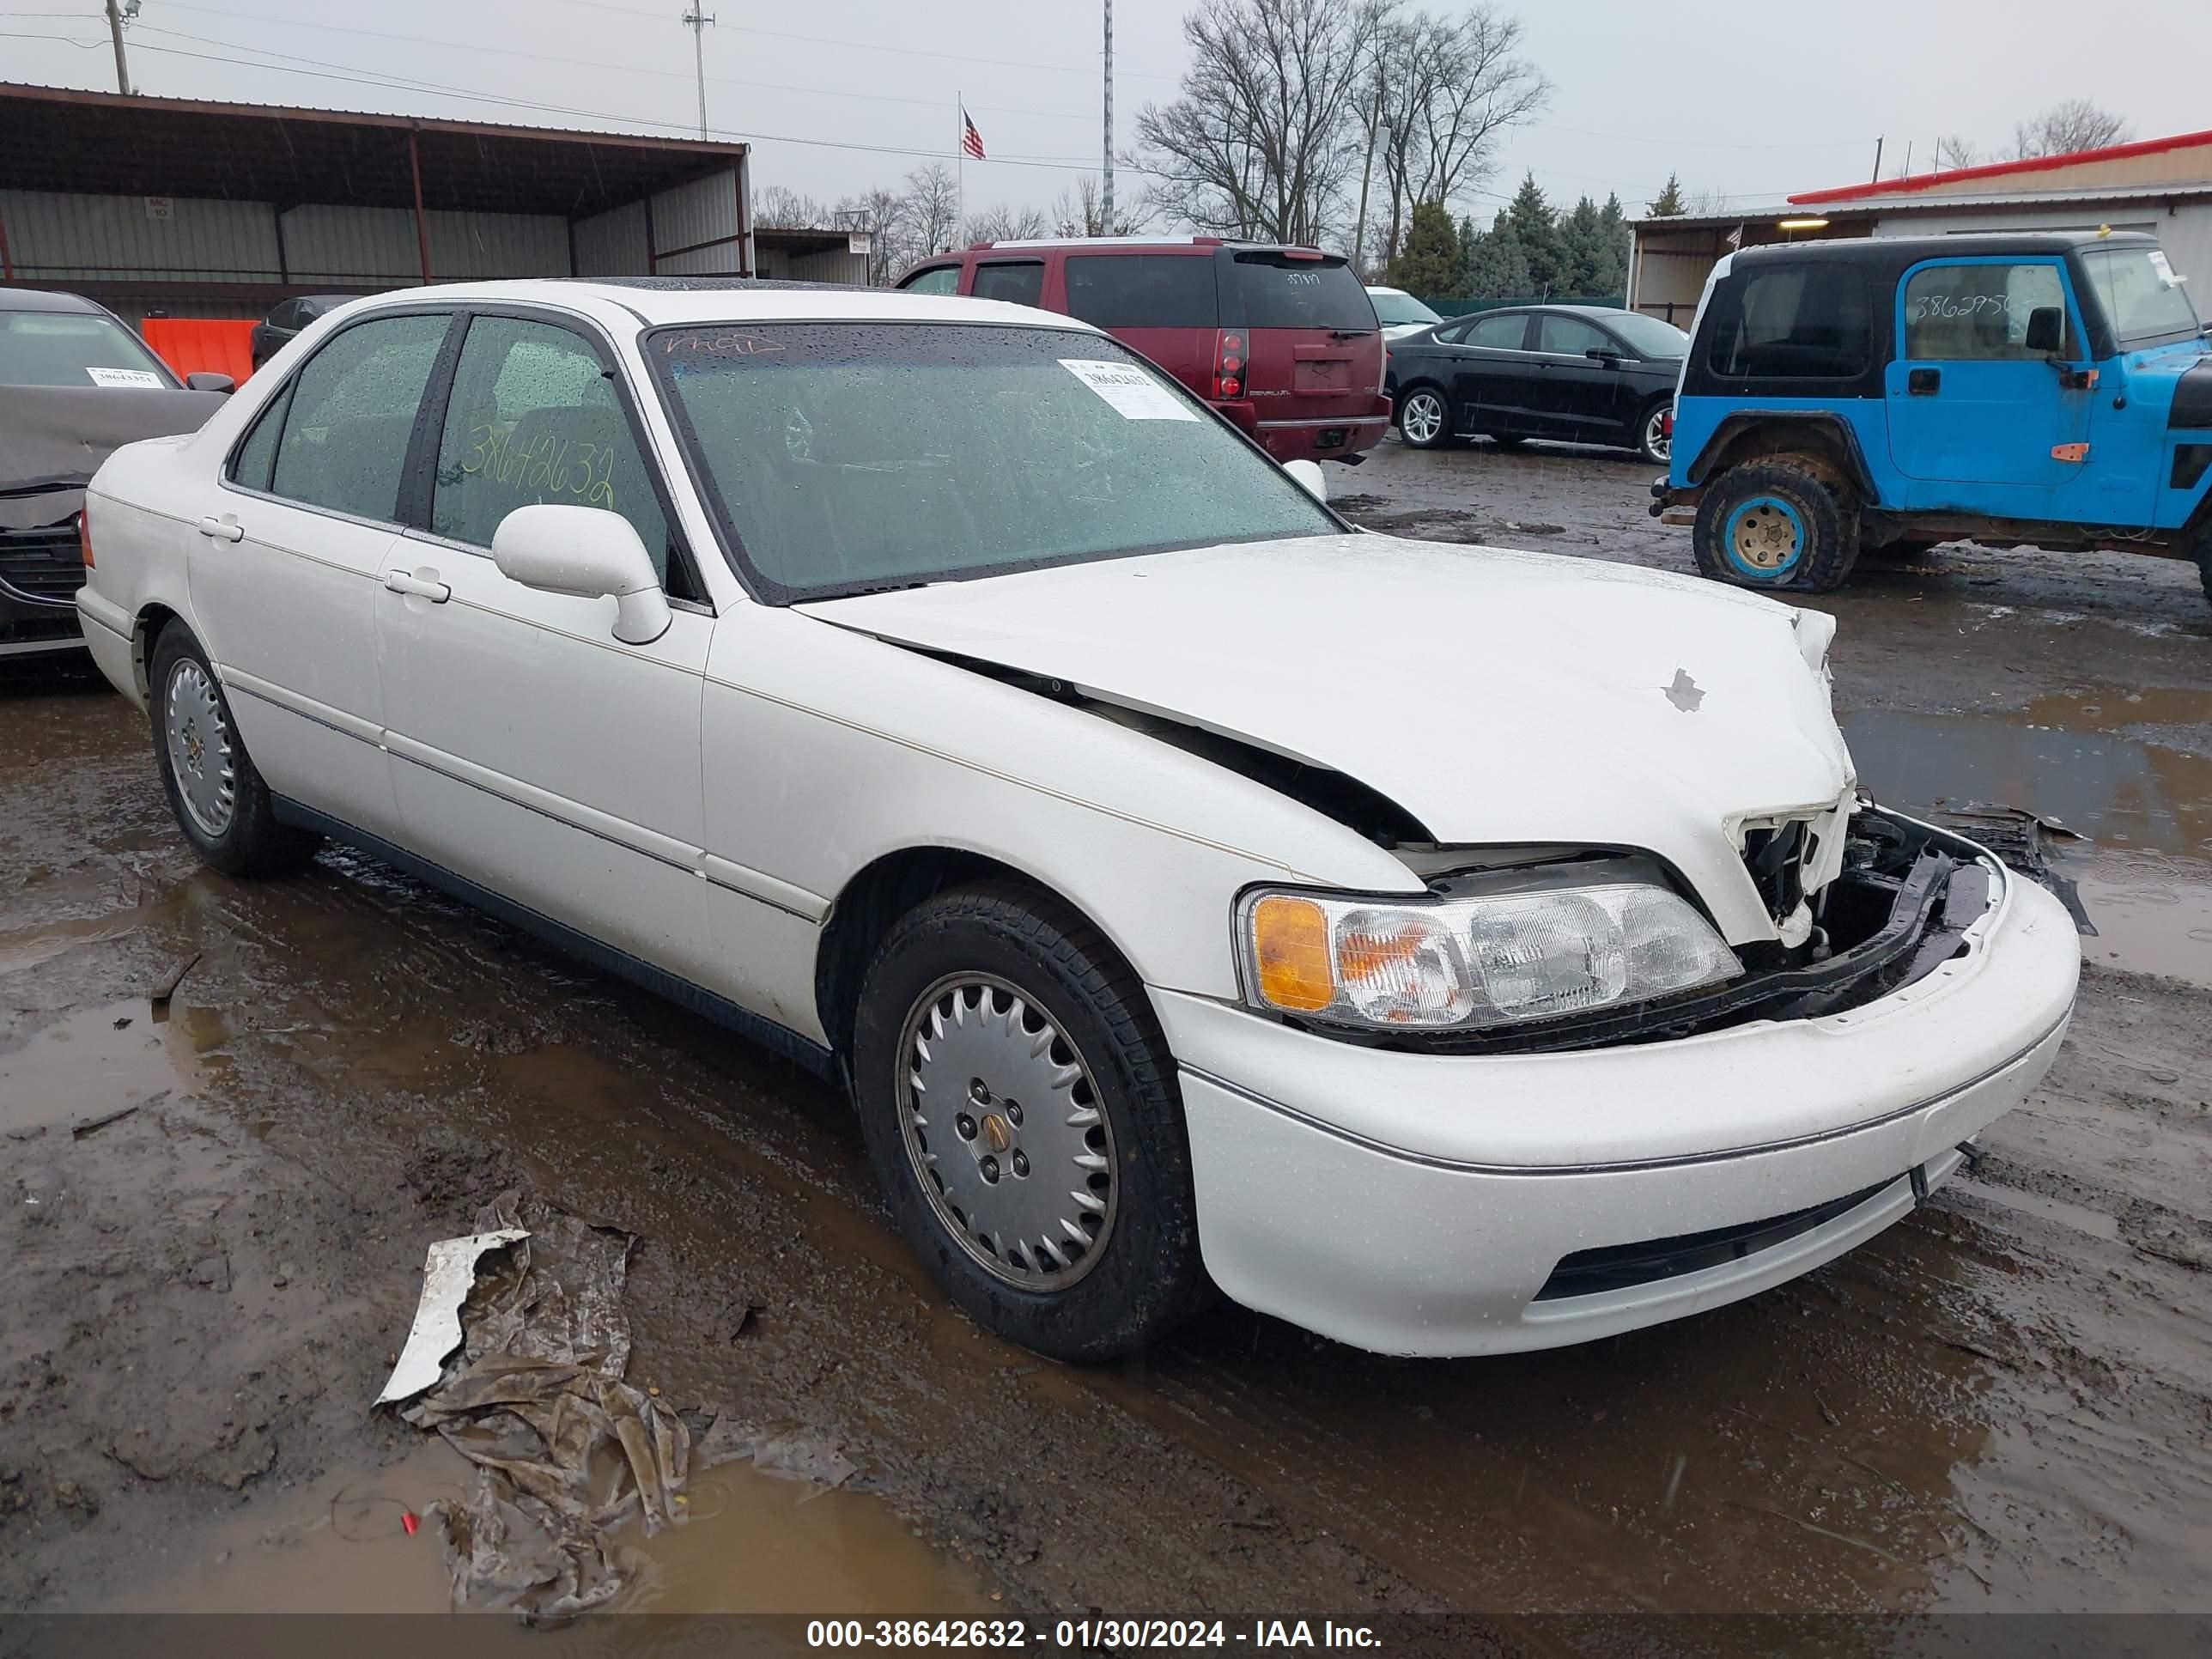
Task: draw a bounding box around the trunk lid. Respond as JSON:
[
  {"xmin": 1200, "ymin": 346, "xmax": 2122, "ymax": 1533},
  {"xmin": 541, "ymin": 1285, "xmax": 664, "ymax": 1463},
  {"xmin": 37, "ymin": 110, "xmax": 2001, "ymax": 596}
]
[{"xmin": 1218, "ymin": 248, "xmax": 1384, "ymax": 421}]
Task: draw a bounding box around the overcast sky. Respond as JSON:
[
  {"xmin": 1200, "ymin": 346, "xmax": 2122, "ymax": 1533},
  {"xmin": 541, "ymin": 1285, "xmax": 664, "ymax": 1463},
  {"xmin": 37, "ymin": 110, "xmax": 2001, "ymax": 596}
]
[{"xmin": 6, "ymin": 0, "xmax": 2210, "ymax": 226}]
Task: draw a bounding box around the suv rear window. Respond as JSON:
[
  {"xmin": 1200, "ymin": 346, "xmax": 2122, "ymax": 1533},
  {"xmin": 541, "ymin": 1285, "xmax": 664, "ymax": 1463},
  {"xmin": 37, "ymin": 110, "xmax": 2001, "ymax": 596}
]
[
  {"xmin": 1225, "ymin": 252, "xmax": 1375, "ymax": 331},
  {"xmin": 1064, "ymin": 255, "xmax": 1218, "ymax": 328},
  {"xmin": 1706, "ymin": 265, "xmax": 1870, "ymax": 380}
]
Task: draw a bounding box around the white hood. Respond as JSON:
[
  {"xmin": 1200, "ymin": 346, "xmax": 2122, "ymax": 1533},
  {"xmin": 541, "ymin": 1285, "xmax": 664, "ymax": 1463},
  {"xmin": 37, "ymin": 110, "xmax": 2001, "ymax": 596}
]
[{"xmin": 800, "ymin": 534, "xmax": 1855, "ymax": 943}]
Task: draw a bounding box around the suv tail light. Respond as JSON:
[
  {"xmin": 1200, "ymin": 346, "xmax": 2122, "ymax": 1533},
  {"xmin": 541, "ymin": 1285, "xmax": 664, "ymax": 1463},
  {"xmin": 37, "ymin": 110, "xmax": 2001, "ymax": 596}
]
[
  {"xmin": 78, "ymin": 507, "xmax": 94, "ymax": 568},
  {"xmin": 1214, "ymin": 330, "xmax": 1246, "ymax": 401}
]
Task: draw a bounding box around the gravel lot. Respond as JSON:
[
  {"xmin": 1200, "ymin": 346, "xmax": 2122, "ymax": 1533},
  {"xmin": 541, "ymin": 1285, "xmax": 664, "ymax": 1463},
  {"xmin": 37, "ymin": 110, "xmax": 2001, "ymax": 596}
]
[{"xmin": 3, "ymin": 434, "xmax": 2208, "ymax": 1640}]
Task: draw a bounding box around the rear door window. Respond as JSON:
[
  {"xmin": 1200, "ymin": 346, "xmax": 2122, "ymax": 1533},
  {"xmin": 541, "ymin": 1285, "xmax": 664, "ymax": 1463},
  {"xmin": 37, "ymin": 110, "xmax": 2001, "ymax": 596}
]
[
  {"xmin": 1224, "ymin": 252, "xmax": 1375, "ymax": 331},
  {"xmin": 972, "ymin": 261, "xmax": 1046, "ymax": 307},
  {"xmin": 1705, "ymin": 265, "xmax": 1870, "ymax": 380},
  {"xmin": 428, "ymin": 314, "xmax": 685, "ymax": 594},
  {"xmin": 267, "ymin": 313, "xmax": 448, "ymax": 521},
  {"xmin": 1064, "ymin": 255, "xmax": 1218, "ymax": 328},
  {"xmin": 1465, "ymin": 313, "xmax": 1533, "ymax": 349},
  {"xmin": 1902, "ymin": 261, "xmax": 2075, "ymax": 360}
]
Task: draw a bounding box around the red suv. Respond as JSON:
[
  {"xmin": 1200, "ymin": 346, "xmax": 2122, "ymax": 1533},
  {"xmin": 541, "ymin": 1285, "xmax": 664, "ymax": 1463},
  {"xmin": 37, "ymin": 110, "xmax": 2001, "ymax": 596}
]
[{"xmin": 896, "ymin": 238, "xmax": 1390, "ymax": 464}]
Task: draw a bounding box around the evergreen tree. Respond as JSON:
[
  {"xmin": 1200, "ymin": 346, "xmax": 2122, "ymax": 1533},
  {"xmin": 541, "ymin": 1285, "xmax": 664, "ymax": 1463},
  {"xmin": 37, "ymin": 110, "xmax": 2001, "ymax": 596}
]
[
  {"xmin": 1456, "ymin": 214, "xmax": 1483, "ymax": 294},
  {"xmin": 1596, "ymin": 193, "xmax": 1632, "ymax": 301},
  {"xmin": 1560, "ymin": 195, "xmax": 1618, "ymax": 296},
  {"xmin": 1503, "ymin": 173, "xmax": 1566, "ymax": 295},
  {"xmin": 1462, "ymin": 212, "xmax": 1533, "ymax": 299},
  {"xmin": 1647, "ymin": 173, "xmax": 1686, "ymax": 216},
  {"xmin": 1385, "ymin": 200, "xmax": 1463, "ymax": 297}
]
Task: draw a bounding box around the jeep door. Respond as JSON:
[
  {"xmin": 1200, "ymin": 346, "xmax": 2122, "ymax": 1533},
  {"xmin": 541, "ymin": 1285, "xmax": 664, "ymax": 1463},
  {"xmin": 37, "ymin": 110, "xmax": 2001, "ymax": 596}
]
[{"xmin": 1887, "ymin": 257, "xmax": 2094, "ymax": 517}]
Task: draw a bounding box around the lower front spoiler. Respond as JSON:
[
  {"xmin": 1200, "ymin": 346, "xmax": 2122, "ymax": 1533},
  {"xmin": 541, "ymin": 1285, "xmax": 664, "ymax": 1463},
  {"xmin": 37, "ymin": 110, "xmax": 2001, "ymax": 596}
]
[{"xmin": 1177, "ymin": 1017, "xmax": 2065, "ymax": 1358}]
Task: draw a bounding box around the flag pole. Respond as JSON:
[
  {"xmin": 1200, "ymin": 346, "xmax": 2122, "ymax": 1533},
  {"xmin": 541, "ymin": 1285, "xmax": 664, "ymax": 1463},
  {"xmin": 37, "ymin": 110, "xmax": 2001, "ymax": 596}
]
[{"xmin": 957, "ymin": 90, "xmax": 965, "ymax": 250}]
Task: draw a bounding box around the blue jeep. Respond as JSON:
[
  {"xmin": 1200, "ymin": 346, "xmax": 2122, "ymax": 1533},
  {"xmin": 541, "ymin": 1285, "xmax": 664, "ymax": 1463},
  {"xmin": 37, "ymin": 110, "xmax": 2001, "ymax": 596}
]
[{"xmin": 1653, "ymin": 231, "xmax": 2212, "ymax": 607}]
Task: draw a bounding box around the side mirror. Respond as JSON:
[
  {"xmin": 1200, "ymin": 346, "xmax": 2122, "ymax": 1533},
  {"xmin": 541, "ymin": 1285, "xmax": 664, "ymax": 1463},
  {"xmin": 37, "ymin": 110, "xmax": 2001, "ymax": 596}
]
[
  {"xmin": 1284, "ymin": 458, "xmax": 1328, "ymax": 504},
  {"xmin": 2024, "ymin": 306, "xmax": 2064, "ymax": 356},
  {"xmin": 185, "ymin": 371, "xmax": 235, "ymax": 394},
  {"xmin": 492, "ymin": 504, "xmax": 671, "ymax": 645}
]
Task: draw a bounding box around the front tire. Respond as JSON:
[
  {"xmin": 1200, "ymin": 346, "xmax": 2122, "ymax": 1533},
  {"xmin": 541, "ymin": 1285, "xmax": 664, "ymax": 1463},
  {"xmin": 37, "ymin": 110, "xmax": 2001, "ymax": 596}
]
[
  {"xmin": 149, "ymin": 623, "xmax": 321, "ymax": 878},
  {"xmin": 850, "ymin": 883, "xmax": 1210, "ymax": 1362},
  {"xmin": 1395, "ymin": 386, "xmax": 1455, "ymax": 449},
  {"xmin": 1692, "ymin": 459, "xmax": 1861, "ymax": 593}
]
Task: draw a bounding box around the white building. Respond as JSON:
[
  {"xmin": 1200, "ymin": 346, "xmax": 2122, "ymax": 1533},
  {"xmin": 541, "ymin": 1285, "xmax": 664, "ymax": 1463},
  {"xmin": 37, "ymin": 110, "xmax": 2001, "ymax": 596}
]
[{"xmin": 1628, "ymin": 126, "xmax": 2212, "ymax": 328}]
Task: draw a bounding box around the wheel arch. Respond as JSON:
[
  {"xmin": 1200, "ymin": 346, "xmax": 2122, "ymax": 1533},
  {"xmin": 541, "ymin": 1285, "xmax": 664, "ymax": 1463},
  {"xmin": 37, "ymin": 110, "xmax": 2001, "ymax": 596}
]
[
  {"xmin": 814, "ymin": 845, "xmax": 1151, "ymax": 1071},
  {"xmin": 132, "ymin": 601, "xmax": 187, "ymax": 702},
  {"xmin": 1684, "ymin": 412, "xmax": 1875, "ymax": 498}
]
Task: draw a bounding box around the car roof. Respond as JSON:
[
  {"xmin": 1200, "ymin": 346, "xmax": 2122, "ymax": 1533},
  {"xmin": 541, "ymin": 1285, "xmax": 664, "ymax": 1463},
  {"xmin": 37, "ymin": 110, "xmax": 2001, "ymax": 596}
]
[
  {"xmin": 333, "ymin": 278, "xmax": 1111, "ymax": 335},
  {"xmin": 0, "ymin": 287, "xmax": 105, "ymax": 315},
  {"xmin": 1732, "ymin": 230, "xmax": 2160, "ymax": 270}
]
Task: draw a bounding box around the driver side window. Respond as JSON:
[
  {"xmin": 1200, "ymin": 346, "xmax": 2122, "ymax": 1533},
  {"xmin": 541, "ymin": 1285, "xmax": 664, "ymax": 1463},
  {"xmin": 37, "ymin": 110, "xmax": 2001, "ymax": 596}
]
[
  {"xmin": 1903, "ymin": 262, "xmax": 2075, "ymax": 361},
  {"xmin": 901, "ymin": 265, "xmax": 961, "ymax": 295}
]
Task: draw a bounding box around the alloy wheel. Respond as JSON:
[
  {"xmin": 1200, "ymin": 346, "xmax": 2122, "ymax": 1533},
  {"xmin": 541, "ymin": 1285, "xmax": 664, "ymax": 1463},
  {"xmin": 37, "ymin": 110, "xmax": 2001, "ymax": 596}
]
[
  {"xmin": 164, "ymin": 657, "xmax": 236, "ymax": 837},
  {"xmin": 1400, "ymin": 391, "xmax": 1446, "ymax": 447}
]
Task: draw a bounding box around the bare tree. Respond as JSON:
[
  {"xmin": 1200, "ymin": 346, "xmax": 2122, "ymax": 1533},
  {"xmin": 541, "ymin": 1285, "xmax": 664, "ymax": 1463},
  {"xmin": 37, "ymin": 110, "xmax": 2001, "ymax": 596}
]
[
  {"xmin": 753, "ymin": 185, "xmax": 834, "ymax": 229},
  {"xmin": 1051, "ymin": 174, "xmax": 1153, "ymax": 237},
  {"xmin": 963, "ymin": 203, "xmax": 1053, "ymax": 244},
  {"xmin": 1367, "ymin": 3, "xmax": 1547, "ymax": 267},
  {"xmin": 2011, "ymin": 100, "xmax": 2132, "ymax": 160},
  {"xmin": 832, "ymin": 186, "xmax": 908, "ymax": 283},
  {"xmin": 1933, "ymin": 134, "xmax": 1981, "ymax": 172},
  {"xmin": 1133, "ymin": 0, "xmax": 1382, "ymax": 246},
  {"xmin": 902, "ymin": 163, "xmax": 963, "ymax": 259}
]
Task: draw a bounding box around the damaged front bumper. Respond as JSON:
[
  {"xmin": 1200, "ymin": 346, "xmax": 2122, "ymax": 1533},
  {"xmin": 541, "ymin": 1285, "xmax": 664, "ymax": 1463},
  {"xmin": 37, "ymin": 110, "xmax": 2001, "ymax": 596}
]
[{"xmin": 1156, "ymin": 810, "xmax": 2081, "ymax": 1357}]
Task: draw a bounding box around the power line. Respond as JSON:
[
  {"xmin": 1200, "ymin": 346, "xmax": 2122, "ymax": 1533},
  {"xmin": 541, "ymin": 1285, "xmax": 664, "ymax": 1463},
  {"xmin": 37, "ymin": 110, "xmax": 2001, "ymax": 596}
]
[{"xmin": 1, "ymin": 28, "xmax": 1143, "ymax": 174}]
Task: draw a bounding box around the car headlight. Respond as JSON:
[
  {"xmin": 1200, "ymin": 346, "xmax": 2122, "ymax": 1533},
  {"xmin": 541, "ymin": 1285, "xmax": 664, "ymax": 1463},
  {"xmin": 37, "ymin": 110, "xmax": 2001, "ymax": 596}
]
[{"xmin": 1236, "ymin": 861, "xmax": 1741, "ymax": 1033}]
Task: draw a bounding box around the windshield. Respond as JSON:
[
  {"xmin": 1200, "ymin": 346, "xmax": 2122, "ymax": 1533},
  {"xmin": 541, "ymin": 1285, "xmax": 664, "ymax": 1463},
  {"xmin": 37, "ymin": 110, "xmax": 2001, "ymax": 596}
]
[
  {"xmin": 1605, "ymin": 311, "xmax": 1691, "ymax": 360},
  {"xmin": 1368, "ymin": 290, "xmax": 1441, "ymax": 328},
  {"xmin": 648, "ymin": 322, "xmax": 1343, "ymax": 601},
  {"xmin": 1226, "ymin": 253, "xmax": 1376, "ymax": 331},
  {"xmin": 2077, "ymin": 246, "xmax": 2199, "ymax": 344},
  {"xmin": 0, "ymin": 308, "xmax": 176, "ymax": 389}
]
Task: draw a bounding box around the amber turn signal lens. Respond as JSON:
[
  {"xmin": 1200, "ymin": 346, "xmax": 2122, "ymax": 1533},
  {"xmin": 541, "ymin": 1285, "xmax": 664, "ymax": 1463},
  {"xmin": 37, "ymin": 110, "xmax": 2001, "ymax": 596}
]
[
  {"xmin": 1249, "ymin": 895, "xmax": 1334, "ymax": 1012},
  {"xmin": 78, "ymin": 507, "xmax": 93, "ymax": 568}
]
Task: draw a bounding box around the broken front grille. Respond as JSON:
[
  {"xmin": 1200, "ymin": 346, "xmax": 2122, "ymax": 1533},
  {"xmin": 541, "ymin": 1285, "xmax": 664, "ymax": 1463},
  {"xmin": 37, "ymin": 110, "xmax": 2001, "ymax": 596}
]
[{"xmin": 0, "ymin": 526, "xmax": 84, "ymax": 608}]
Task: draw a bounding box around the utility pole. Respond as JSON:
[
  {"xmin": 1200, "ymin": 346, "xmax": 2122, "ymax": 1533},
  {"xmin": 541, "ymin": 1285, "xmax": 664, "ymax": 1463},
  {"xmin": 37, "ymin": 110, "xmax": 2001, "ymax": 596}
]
[
  {"xmin": 1101, "ymin": 0, "xmax": 1115, "ymax": 233},
  {"xmin": 682, "ymin": 8, "xmax": 715, "ymax": 141},
  {"xmin": 104, "ymin": 0, "xmax": 133, "ymax": 95},
  {"xmin": 1869, "ymin": 136, "xmax": 1883, "ymax": 184}
]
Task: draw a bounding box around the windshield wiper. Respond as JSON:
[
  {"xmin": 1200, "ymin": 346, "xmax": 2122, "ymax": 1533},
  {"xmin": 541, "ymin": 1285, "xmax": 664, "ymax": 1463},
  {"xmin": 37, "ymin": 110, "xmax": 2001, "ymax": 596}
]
[
  {"xmin": 1330, "ymin": 328, "xmax": 1377, "ymax": 341},
  {"xmin": 813, "ymin": 578, "xmax": 936, "ymax": 600}
]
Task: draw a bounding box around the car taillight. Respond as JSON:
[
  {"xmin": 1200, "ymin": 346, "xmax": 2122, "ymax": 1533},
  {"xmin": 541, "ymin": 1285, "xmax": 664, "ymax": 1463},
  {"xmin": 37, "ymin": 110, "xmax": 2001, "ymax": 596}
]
[
  {"xmin": 1214, "ymin": 330, "xmax": 1246, "ymax": 401},
  {"xmin": 78, "ymin": 507, "xmax": 94, "ymax": 568},
  {"xmin": 1662, "ymin": 408, "xmax": 1674, "ymax": 437}
]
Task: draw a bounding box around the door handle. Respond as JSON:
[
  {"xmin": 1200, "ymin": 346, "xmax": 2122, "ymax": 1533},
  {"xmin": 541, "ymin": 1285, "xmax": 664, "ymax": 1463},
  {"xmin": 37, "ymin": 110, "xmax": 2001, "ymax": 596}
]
[
  {"xmin": 196, "ymin": 515, "xmax": 244, "ymax": 542},
  {"xmin": 383, "ymin": 568, "xmax": 451, "ymax": 603},
  {"xmin": 1907, "ymin": 368, "xmax": 1941, "ymax": 395}
]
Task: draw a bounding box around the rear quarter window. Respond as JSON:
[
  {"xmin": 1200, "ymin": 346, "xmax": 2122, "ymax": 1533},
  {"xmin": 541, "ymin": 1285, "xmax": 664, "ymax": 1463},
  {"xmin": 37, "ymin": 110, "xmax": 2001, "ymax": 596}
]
[
  {"xmin": 1064, "ymin": 255, "xmax": 1218, "ymax": 328},
  {"xmin": 1225, "ymin": 253, "xmax": 1375, "ymax": 331},
  {"xmin": 1704, "ymin": 264, "xmax": 1871, "ymax": 380}
]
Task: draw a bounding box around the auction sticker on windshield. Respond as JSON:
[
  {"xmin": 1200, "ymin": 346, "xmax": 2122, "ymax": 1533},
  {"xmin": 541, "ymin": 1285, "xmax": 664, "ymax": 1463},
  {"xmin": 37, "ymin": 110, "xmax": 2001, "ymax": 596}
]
[
  {"xmin": 84, "ymin": 367, "xmax": 167, "ymax": 389},
  {"xmin": 1061, "ymin": 357, "xmax": 1198, "ymax": 422}
]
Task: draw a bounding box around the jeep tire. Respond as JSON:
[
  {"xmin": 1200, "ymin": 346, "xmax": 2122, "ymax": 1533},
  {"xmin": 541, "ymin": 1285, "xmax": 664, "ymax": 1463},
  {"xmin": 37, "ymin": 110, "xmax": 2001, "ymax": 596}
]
[{"xmin": 1692, "ymin": 459, "xmax": 1861, "ymax": 593}]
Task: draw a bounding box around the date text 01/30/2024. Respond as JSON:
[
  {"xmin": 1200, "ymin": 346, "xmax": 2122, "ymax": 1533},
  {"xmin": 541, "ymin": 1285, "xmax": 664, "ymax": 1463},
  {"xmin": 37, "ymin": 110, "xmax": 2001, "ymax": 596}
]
[{"xmin": 805, "ymin": 1620, "xmax": 1382, "ymax": 1649}]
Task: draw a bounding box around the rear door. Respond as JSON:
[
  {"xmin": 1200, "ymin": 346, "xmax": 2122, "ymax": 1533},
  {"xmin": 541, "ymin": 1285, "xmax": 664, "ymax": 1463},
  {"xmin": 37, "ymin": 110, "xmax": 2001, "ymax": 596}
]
[
  {"xmin": 1448, "ymin": 311, "xmax": 1542, "ymax": 432},
  {"xmin": 1887, "ymin": 257, "xmax": 2092, "ymax": 517},
  {"xmin": 1220, "ymin": 248, "xmax": 1382, "ymax": 426},
  {"xmin": 970, "ymin": 259, "xmax": 1047, "ymax": 308},
  {"xmin": 1060, "ymin": 252, "xmax": 1220, "ymax": 400}
]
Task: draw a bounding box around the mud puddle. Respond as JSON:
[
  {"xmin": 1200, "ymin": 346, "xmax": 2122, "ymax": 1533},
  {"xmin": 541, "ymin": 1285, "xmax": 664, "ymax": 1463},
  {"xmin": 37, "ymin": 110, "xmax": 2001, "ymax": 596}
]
[
  {"xmin": 1840, "ymin": 700, "xmax": 2212, "ymax": 986},
  {"xmin": 97, "ymin": 1438, "xmax": 989, "ymax": 1617}
]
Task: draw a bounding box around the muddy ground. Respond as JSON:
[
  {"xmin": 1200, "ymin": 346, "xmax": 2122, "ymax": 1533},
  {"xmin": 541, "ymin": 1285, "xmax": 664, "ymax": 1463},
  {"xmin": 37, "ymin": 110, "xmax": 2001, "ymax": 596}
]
[{"xmin": 3, "ymin": 435, "xmax": 2209, "ymax": 1640}]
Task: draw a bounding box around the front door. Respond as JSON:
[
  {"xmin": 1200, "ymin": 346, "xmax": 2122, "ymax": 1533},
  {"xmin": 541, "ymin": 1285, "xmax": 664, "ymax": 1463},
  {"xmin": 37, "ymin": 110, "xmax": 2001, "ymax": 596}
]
[
  {"xmin": 1528, "ymin": 312, "xmax": 1635, "ymax": 440},
  {"xmin": 198, "ymin": 309, "xmax": 453, "ymax": 836},
  {"xmin": 1887, "ymin": 257, "xmax": 2094, "ymax": 517},
  {"xmin": 372, "ymin": 310, "xmax": 719, "ymax": 979}
]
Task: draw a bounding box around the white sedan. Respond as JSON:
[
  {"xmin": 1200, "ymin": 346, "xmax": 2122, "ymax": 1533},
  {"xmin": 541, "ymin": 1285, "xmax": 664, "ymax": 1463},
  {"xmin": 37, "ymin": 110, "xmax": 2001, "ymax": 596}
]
[{"xmin": 76, "ymin": 281, "xmax": 2079, "ymax": 1361}]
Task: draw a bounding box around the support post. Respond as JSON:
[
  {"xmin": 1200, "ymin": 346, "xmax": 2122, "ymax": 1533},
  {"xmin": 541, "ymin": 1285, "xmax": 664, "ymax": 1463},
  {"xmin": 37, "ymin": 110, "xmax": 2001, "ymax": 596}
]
[
  {"xmin": 409, "ymin": 129, "xmax": 433, "ymax": 285},
  {"xmin": 1102, "ymin": 0, "xmax": 1114, "ymax": 232},
  {"xmin": 104, "ymin": 0, "xmax": 132, "ymax": 95}
]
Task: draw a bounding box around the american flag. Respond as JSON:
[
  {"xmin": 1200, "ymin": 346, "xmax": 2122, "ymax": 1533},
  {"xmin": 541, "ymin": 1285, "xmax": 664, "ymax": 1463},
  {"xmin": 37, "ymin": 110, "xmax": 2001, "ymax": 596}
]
[{"xmin": 961, "ymin": 110, "xmax": 986, "ymax": 161}]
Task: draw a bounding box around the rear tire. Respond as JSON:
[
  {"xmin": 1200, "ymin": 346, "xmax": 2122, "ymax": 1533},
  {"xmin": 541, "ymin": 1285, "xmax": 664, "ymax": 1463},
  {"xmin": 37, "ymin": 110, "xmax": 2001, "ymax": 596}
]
[
  {"xmin": 850, "ymin": 882, "xmax": 1212, "ymax": 1362},
  {"xmin": 1635, "ymin": 399, "xmax": 1672, "ymax": 466},
  {"xmin": 1692, "ymin": 460, "xmax": 1861, "ymax": 593},
  {"xmin": 2194, "ymin": 526, "xmax": 2212, "ymax": 612},
  {"xmin": 1395, "ymin": 386, "xmax": 1455, "ymax": 449},
  {"xmin": 149, "ymin": 623, "xmax": 322, "ymax": 878}
]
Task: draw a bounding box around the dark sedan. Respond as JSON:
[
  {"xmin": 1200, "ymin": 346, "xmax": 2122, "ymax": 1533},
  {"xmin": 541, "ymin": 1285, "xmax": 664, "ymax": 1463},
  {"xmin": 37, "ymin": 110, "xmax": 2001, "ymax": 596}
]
[
  {"xmin": 248, "ymin": 294, "xmax": 356, "ymax": 370},
  {"xmin": 1387, "ymin": 305, "xmax": 1686, "ymax": 463}
]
